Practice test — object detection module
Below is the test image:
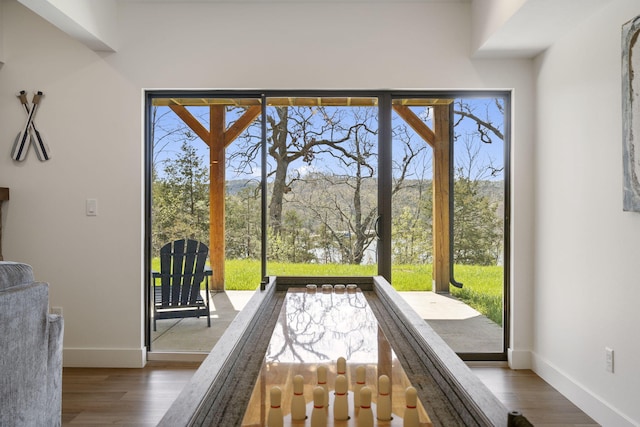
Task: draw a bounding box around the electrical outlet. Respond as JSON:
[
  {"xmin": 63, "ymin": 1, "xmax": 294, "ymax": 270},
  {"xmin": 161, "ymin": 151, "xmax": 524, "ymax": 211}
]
[
  {"xmin": 51, "ymin": 306, "xmax": 63, "ymax": 316},
  {"xmin": 605, "ymin": 347, "xmax": 614, "ymax": 373}
]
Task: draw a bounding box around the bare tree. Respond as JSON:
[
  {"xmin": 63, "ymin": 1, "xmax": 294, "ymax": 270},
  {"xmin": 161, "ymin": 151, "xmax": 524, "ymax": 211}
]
[
  {"xmin": 454, "ymin": 98, "xmax": 504, "ymax": 143},
  {"xmin": 230, "ymin": 106, "xmax": 375, "ymax": 237},
  {"xmin": 452, "ymin": 98, "xmax": 505, "ymax": 265},
  {"xmin": 151, "ymin": 106, "xmax": 202, "ymax": 176}
]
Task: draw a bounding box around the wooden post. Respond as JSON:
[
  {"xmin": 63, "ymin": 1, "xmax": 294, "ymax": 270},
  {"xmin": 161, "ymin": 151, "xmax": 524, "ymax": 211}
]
[
  {"xmin": 392, "ymin": 104, "xmax": 452, "ymax": 293},
  {"xmin": 210, "ymin": 106, "xmax": 226, "ymax": 292},
  {"xmin": 0, "ymin": 188, "xmax": 9, "ymax": 261},
  {"xmin": 432, "ymin": 105, "xmax": 451, "ymax": 293},
  {"xmin": 168, "ymin": 104, "xmax": 261, "ymax": 292}
]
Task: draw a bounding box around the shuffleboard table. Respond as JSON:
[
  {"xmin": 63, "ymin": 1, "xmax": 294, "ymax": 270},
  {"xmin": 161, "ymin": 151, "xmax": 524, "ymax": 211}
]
[{"xmin": 159, "ymin": 276, "xmax": 529, "ymax": 427}]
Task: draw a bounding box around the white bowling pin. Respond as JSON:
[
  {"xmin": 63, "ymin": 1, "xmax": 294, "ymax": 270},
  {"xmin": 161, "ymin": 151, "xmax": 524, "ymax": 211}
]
[
  {"xmin": 267, "ymin": 386, "xmax": 283, "ymax": 427},
  {"xmin": 354, "ymin": 365, "xmax": 366, "ymax": 409},
  {"xmin": 403, "ymin": 386, "xmax": 419, "ymax": 427},
  {"xmin": 317, "ymin": 364, "xmax": 329, "ymax": 408},
  {"xmin": 337, "ymin": 356, "xmax": 347, "ymax": 376},
  {"xmin": 311, "ymin": 386, "xmax": 327, "ymax": 427},
  {"xmin": 377, "ymin": 375, "xmax": 392, "ymax": 421},
  {"xmin": 358, "ymin": 386, "xmax": 374, "ymax": 427},
  {"xmin": 291, "ymin": 374, "xmax": 306, "ymax": 421},
  {"xmin": 333, "ymin": 374, "xmax": 349, "ymax": 421}
]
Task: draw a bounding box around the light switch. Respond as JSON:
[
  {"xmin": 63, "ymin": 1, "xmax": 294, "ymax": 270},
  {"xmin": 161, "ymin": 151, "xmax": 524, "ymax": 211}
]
[{"xmin": 86, "ymin": 199, "xmax": 98, "ymax": 216}]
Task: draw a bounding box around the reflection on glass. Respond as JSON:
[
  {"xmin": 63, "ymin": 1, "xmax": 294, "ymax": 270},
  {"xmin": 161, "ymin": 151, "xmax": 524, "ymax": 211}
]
[
  {"xmin": 268, "ymin": 288, "xmax": 376, "ymax": 363},
  {"xmin": 241, "ymin": 288, "xmax": 431, "ymax": 426}
]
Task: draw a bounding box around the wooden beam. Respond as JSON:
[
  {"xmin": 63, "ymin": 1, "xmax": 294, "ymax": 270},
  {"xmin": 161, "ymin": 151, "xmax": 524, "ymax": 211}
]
[
  {"xmin": 155, "ymin": 97, "xmax": 453, "ymax": 108},
  {"xmin": 392, "ymin": 105, "xmax": 436, "ymax": 147},
  {"xmin": 432, "ymin": 105, "xmax": 451, "ymax": 293},
  {"xmin": 168, "ymin": 104, "xmax": 211, "ymax": 145},
  {"xmin": 210, "ymin": 106, "xmax": 226, "ymax": 291},
  {"xmin": 224, "ymin": 105, "xmax": 261, "ymax": 147}
]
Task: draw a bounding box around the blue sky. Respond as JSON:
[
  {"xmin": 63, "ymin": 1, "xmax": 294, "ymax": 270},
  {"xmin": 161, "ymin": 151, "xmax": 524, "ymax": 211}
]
[{"xmin": 152, "ymin": 96, "xmax": 505, "ymax": 183}]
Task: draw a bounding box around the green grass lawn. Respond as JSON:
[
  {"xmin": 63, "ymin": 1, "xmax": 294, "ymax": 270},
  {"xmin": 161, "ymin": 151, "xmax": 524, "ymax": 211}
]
[
  {"xmin": 152, "ymin": 258, "xmax": 503, "ymax": 325},
  {"xmin": 450, "ymin": 265, "xmax": 503, "ymax": 326}
]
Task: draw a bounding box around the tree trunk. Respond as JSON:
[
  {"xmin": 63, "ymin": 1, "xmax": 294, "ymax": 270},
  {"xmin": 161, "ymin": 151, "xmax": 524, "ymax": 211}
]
[
  {"xmin": 268, "ymin": 108, "xmax": 289, "ymax": 235},
  {"xmin": 269, "ymin": 163, "xmax": 289, "ymax": 234}
]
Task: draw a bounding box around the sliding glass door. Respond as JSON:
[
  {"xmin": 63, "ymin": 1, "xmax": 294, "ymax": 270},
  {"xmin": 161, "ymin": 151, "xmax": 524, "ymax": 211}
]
[
  {"xmin": 147, "ymin": 94, "xmax": 264, "ymax": 352},
  {"xmin": 389, "ymin": 95, "xmax": 508, "ymax": 356},
  {"xmin": 146, "ymin": 91, "xmax": 509, "ymax": 359}
]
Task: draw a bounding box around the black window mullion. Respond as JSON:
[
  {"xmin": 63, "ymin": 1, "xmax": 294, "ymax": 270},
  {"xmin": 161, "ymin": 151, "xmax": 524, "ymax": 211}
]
[
  {"xmin": 260, "ymin": 94, "xmax": 268, "ymax": 290},
  {"xmin": 378, "ymin": 94, "xmax": 392, "ymax": 281}
]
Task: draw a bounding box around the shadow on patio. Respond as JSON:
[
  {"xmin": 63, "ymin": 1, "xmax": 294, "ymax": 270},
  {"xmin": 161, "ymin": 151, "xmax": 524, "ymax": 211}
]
[{"xmin": 150, "ymin": 290, "xmax": 502, "ymax": 355}]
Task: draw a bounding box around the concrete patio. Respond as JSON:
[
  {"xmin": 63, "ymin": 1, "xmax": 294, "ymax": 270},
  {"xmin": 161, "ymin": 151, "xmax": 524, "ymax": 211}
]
[{"xmin": 150, "ymin": 290, "xmax": 503, "ymax": 355}]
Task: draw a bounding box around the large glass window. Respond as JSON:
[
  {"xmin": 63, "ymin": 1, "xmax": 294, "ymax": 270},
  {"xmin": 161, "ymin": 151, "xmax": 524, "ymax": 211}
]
[
  {"xmin": 146, "ymin": 91, "xmax": 509, "ymax": 359},
  {"xmin": 388, "ymin": 96, "xmax": 506, "ymax": 355},
  {"xmin": 263, "ymin": 97, "xmax": 379, "ymax": 276}
]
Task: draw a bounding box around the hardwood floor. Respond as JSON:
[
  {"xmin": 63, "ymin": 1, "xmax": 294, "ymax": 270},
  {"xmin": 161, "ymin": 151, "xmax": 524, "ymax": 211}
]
[
  {"xmin": 62, "ymin": 362, "xmax": 200, "ymax": 426},
  {"xmin": 62, "ymin": 362, "xmax": 599, "ymax": 426},
  {"xmin": 470, "ymin": 367, "xmax": 599, "ymax": 426}
]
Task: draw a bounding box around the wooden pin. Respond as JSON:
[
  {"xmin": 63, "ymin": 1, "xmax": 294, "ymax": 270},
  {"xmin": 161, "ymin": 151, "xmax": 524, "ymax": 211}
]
[
  {"xmin": 267, "ymin": 386, "xmax": 283, "ymax": 427},
  {"xmin": 291, "ymin": 374, "xmax": 306, "ymax": 421},
  {"xmin": 337, "ymin": 356, "xmax": 347, "ymax": 376},
  {"xmin": 310, "ymin": 386, "xmax": 327, "ymax": 427},
  {"xmin": 404, "ymin": 386, "xmax": 419, "ymax": 427},
  {"xmin": 317, "ymin": 364, "xmax": 329, "ymax": 408},
  {"xmin": 358, "ymin": 386, "xmax": 374, "ymax": 427},
  {"xmin": 377, "ymin": 374, "xmax": 392, "ymax": 421},
  {"xmin": 354, "ymin": 365, "xmax": 366, "ymax": 409},
  {"xmin": 333, "ymin": 374, "xmax": 349, "ymax": 421}
]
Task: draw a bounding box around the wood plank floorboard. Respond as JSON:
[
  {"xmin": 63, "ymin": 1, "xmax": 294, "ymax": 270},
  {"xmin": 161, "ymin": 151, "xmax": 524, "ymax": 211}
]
[
  {"xmin": 470, "ymin": 367, "xmax": 600, "ymax": 427},
  {"xmin": 62, "ymin": 362, "xmax": 599, "ymax": 426},
  {"xmin": 62, "ymin": 362, "xmax": 199, "ymax": 426}
]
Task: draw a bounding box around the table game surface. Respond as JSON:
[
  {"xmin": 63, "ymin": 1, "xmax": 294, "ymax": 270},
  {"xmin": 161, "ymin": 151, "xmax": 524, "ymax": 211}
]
[{"xmin": 241, "ymin": 286, "xmax": 432, "ymax": 427}]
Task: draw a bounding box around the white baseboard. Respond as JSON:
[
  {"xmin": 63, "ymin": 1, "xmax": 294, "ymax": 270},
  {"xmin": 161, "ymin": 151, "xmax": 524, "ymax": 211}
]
[
  {"xmin": 507, "ymin": 348, "xmax": 531, "ymax": 369},
  {"xmin": 147, "ymin": 352, "xmax": 208, "ymax": 363},
  {"xmin": 531, "ymin": 353, "xmax": 636, "ymax": 427},
  {"xmin": 465, "ymin": 360, "xmax": 509, "ymax": 368},
  {"xmin": 63, "ymin": 347, "xmax": 147, "ymax": 368}
]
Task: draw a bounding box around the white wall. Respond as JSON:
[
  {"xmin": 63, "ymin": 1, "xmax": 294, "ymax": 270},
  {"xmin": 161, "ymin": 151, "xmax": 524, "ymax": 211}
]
[
  {"xmin": 16, "ymin": 0, "xmax": 118, "ymax": 51},
  {"xmin": 533, "ymin": 1, "xmax": 640, "ymax": 425},
  {"xmin": 0, "ymin": 0, "xmax": 535, "ymax": 373},
  {"xmin": 0, "ymin": 2, "xmax": 4, "ymax": 65},
  {"xmin": 471, "ymin": 0, "xmax": 528, "ymax": 52}
]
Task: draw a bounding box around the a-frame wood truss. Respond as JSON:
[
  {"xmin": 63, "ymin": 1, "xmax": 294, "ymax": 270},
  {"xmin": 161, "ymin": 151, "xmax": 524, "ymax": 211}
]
[
  {"xmin": 166, "ymin": 103, "xmax": 261, "ymax": 290},
  {"xmin": 393, "ymin": 104, "xmax": 451, "ymax": 293}
]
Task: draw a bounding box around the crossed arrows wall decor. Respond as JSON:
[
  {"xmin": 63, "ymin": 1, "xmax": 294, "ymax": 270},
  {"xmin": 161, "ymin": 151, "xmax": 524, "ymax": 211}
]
[{"xmin": 11, "ymin": 90, "xmax": 51, "ymax": 162}]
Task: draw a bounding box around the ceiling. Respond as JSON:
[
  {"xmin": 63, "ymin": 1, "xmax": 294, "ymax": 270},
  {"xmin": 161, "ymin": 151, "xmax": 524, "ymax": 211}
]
[
  {"xmin": 15, "ymin": 0, "xmax": 612, "ymax": 57},
  {"xmin": 117, "ymin": 0, "xmax": 469, "ymax": 2}
]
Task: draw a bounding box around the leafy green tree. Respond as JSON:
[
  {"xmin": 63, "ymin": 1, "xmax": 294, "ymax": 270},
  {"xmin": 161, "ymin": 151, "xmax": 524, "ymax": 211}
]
[
  {"xmin": 392, "ymin": 204, "xmax": 432, "ymax": 264},
  {"xmin": 225, "ymin": 185, "xmax": 261, "ymax": 259},
  {"xmin": 280, "ymin": 210, "xmax": 314, "ymax": 263},
  {"xmin": 452, "ymin": 172, "xmax": 502, "ymax": 265},
  {"xmin": 152, "ymin": 139, "xmax": 209, "ymax": 254},
  {"xmin": 451, "ymin": 132, "xmax": 503, "ymax": 266}
]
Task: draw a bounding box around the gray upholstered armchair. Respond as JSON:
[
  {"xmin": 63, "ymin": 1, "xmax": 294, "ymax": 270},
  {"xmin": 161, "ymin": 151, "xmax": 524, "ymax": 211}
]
[{"xmin": 0, "ymin": 262, "xmax": 64, "ymax": 426}]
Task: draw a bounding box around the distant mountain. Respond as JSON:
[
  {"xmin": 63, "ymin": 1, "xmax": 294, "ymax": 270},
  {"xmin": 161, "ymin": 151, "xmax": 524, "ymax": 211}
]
[
  {"xmin": 225, "ymin": 177, "xmax": 504, "ymax": 212},
  {"xmin": 226, "ymin": 179, "xmax": 259, "ymax": 195}
]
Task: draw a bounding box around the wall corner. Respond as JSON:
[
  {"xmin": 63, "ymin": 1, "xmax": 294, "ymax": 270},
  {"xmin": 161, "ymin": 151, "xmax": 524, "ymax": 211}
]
[{"xmin": 508, "ymin": 348, "xmax": 532, "ymax": 369}]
